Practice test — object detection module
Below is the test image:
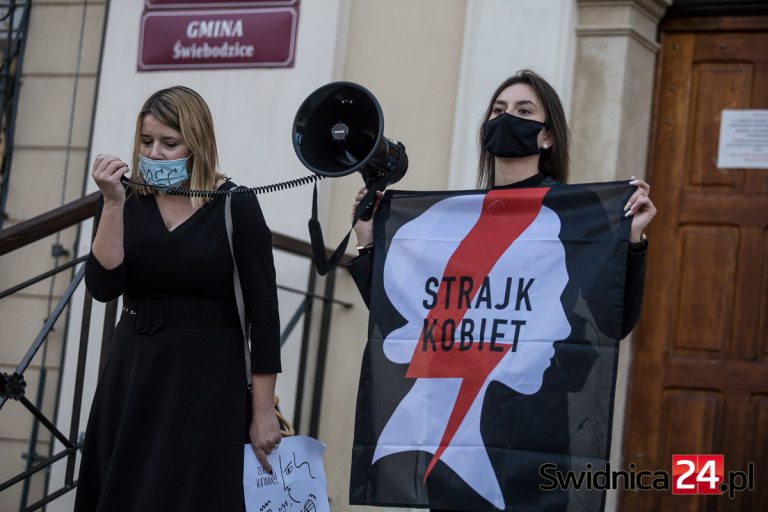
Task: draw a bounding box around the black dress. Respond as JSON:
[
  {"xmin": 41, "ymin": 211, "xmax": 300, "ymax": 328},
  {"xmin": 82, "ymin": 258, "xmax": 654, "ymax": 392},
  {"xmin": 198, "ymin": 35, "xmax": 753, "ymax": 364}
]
[{"xmin": 75, "ymin": 181, "xmax": 281, "ymax": 512}]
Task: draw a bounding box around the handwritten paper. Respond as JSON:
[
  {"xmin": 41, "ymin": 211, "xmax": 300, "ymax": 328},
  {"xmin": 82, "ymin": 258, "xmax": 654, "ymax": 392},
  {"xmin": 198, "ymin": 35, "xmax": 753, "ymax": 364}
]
[{"xmin": 244, "ymin": 436, "xmax": 330, "ymax": 512}]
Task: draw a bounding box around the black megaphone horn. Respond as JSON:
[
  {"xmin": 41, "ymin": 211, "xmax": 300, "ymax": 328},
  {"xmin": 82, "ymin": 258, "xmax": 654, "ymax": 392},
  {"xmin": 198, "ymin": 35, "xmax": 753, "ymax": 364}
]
[{"xmin": 292, "ymin": 81, "xmax": 408, "ymax": 221}]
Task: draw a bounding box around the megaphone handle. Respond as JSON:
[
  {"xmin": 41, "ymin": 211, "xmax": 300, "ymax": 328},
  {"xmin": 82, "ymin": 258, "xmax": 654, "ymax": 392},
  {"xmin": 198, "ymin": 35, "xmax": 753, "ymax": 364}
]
[
  {"xmin": 354, "ymin": 176, "xmax": 387, "ymax": 223},
  {"xmin": 359, "ymin": 201, "xmax": 375, "ymax": 222}
]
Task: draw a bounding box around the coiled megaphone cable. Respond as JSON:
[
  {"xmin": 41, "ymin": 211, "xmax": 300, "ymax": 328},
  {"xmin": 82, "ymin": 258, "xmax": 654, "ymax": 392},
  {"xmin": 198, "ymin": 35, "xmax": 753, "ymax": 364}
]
[{"xmin": 120, "ymin": 174, "xmax": 326, "ymax": 197}]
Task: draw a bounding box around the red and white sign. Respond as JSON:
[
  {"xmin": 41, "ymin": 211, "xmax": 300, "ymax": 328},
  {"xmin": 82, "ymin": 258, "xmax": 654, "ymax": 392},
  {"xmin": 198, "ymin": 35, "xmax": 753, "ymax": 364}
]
[
  {"xmin": 671, "ymin": 454, "xmax": 724, "ymax": 495},
  {"xmin": 145, "ymin": 0, "xmax": 297, "ymax": 9},
  {"xmin": 138, "ymin": 8, "xmax": 298, "ymax": 71}
]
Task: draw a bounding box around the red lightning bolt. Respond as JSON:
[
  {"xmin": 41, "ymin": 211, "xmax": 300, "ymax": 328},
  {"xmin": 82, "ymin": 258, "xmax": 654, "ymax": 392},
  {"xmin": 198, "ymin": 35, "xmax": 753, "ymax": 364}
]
[{"xmin": 404, "ymin": 187, "xmax": 549, "ymax": 480}]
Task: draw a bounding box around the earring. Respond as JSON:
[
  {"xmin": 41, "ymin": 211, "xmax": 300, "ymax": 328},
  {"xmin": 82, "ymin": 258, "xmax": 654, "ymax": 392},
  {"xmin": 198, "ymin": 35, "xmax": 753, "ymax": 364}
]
[{"xmin": 542, "ymin": 144, "xmax": 549, "ymax": 149}]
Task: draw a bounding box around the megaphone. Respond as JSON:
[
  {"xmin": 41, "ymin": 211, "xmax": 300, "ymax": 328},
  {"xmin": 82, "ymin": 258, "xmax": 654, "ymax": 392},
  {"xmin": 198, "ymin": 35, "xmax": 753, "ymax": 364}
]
[{"xmin": 292, "ymin": 81, "xmax": 408, "ymax": 220}]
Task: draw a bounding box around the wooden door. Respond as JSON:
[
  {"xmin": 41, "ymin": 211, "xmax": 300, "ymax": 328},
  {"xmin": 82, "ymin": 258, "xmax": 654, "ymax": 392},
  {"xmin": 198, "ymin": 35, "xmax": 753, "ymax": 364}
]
[{"xmin": 621, "ymin": 15, "xmax": 768, "ymax": 512}]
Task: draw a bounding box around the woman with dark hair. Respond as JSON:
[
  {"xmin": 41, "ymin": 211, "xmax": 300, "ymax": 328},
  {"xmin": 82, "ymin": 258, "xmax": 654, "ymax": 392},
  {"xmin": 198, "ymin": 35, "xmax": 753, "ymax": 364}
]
[
  {"xmin": 351, "ymin": 69, "xmax": 653, "ymax": 314},
  {"xmin": 348, "ymin": 69, "xmax": 655, "ymax": 511},
  {"xmin": 476, "ymin": 70, "xmax": 571, "ymax": 187},
  {"xmin": 75, "ymin": 86, "xmax": 282, "ymax": 511}
]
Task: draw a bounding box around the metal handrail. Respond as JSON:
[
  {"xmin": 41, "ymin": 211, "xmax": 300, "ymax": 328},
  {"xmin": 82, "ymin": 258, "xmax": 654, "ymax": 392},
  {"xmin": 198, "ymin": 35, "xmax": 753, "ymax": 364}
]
[
  {"xmin": 0, "ymin": 192, "xmax": 100, "ymax": 256},
  {"xmin": 0, "ymin": 191, "xmax": 352, "ymax": 265},
  {"xmin": 0, "ymin": 256, "xmax": 87, "ymax": 300},
  {"xmin": 0, "ymin": 266, "xmax": 85, "ymax": 411}
]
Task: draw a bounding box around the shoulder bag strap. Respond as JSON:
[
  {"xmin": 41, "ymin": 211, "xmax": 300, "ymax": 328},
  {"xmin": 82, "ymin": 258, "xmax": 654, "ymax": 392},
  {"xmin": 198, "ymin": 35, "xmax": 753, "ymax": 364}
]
[{"xmin": 225, "ymin": 194, "xmax": 253, "ymax": 390}]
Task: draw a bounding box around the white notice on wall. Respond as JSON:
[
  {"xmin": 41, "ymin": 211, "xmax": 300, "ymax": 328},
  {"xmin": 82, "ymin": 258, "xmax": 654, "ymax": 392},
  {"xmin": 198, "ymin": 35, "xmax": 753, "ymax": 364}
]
[{"xmin": 717, "ymin": 109, "xmax": 768, "ymax": 169}]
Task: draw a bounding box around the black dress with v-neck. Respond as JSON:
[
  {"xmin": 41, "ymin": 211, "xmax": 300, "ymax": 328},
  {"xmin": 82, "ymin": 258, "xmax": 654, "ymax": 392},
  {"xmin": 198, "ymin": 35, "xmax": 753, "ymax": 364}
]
[{"xmin": 74, "ymin": 182, "xmax": 280, "ymax": 512}]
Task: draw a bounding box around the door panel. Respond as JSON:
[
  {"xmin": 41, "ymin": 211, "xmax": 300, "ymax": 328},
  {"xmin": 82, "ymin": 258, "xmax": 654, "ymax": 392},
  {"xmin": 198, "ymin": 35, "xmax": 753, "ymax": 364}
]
[
  {"xmin": 674, "ymin": 225, "xmax": 738, "ymax": 353},
  {"xmin": 622, "ymin": 18, "xmax": 768, "ymax": 512},
  {"xmin": 687, "ymin": 62, "xmax": 752, "ymax": 188}
]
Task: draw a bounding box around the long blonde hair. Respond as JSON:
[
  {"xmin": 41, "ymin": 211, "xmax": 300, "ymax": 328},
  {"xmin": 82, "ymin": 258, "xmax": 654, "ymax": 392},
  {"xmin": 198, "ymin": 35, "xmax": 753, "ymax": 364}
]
[{"xmin": 130, "ymin": 86, "xmax": 225, "ymax": 209}]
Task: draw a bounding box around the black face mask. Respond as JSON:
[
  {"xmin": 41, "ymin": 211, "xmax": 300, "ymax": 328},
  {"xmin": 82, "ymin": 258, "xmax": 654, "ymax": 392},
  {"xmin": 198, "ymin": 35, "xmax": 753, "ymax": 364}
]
[{"xmin": 482, "ymin": 113, "xmax": 547, "ymax": 158}]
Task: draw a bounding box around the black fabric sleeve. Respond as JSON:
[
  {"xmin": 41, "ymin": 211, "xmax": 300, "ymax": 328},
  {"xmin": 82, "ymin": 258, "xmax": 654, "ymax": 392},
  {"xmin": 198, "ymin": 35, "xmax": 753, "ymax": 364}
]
[
  {"xmin": 620, "ymin": 243, "xmax": 647, "ymax": 338},
  {"xmin": 84, "ymin": 195, "xmax": 126, "ymax": 302},
  {"xmin": 232, "ymin": 194, "xmax": 282, "ymax": 374},
  {"xmin": 346, "ymin": 251, "xmax": 374, "ymax": 309}
]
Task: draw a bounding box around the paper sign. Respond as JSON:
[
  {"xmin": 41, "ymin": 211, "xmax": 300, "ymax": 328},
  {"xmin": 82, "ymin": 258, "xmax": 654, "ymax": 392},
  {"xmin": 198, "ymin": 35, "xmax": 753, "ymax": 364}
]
[
  {"xmin": 717, "ymin": 109, "xmax": 768, "ymax": 169},
  {"xmin": 244, "ymin": 436, "xmax": 330, "ymax": 512}
]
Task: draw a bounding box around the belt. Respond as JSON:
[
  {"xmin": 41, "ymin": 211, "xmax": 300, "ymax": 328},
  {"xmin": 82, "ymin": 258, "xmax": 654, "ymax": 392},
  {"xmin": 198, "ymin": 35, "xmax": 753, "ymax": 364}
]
[{"xmin": 120, "ymin": 295, "xmax": 240, "ymax": 335}]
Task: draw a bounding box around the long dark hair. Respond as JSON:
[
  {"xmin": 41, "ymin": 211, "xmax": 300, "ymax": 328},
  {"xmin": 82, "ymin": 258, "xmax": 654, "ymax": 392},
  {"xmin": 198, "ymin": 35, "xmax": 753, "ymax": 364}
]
[{"xmin": 476, "ymin": 70, "xmax": 570, "ymax": 188}]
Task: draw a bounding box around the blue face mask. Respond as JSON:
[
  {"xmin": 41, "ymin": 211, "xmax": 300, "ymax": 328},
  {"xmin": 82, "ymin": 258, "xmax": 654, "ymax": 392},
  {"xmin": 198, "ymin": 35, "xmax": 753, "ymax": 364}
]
[{"xmin": 138, "ymin": 154, "xmax": 190, "ymax": 188}]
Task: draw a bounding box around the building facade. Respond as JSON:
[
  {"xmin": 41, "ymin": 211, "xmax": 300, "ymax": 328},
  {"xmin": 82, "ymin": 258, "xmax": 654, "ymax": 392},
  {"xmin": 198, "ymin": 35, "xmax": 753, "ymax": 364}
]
[{"xmin": 1, "ymin": 1, "xmax": 765, "ymax": 511}]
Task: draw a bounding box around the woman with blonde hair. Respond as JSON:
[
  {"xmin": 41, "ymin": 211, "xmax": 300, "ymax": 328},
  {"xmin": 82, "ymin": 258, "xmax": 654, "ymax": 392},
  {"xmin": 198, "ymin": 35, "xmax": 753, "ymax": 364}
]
[{"xmin": 75, "ymin": 86, "xmax": 282, "ymax": 511}]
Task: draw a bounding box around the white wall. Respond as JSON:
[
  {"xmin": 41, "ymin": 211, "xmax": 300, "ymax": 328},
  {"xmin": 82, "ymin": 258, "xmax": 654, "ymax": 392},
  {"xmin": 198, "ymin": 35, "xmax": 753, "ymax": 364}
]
[{"xmin": 449, "ymin": 0, "xmax": 577, "ymax": 190}]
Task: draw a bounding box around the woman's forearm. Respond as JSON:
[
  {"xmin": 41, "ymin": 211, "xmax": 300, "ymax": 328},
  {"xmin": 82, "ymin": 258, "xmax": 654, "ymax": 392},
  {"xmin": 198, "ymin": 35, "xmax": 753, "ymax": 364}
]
[
  {"xmin": 250, "ymin": 373, "xmax": 277, "ymax": 413},
  {"xmin": 91, "ymin": 201, "xmax": 125, "ymax": 270}
]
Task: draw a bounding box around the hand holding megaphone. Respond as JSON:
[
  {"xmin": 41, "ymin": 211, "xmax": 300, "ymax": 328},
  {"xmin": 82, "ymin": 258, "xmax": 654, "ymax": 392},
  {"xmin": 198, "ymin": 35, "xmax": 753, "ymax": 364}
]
[{"xmin": 351, "ymin": 186, "xmax": 384, "ymax": 249}]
